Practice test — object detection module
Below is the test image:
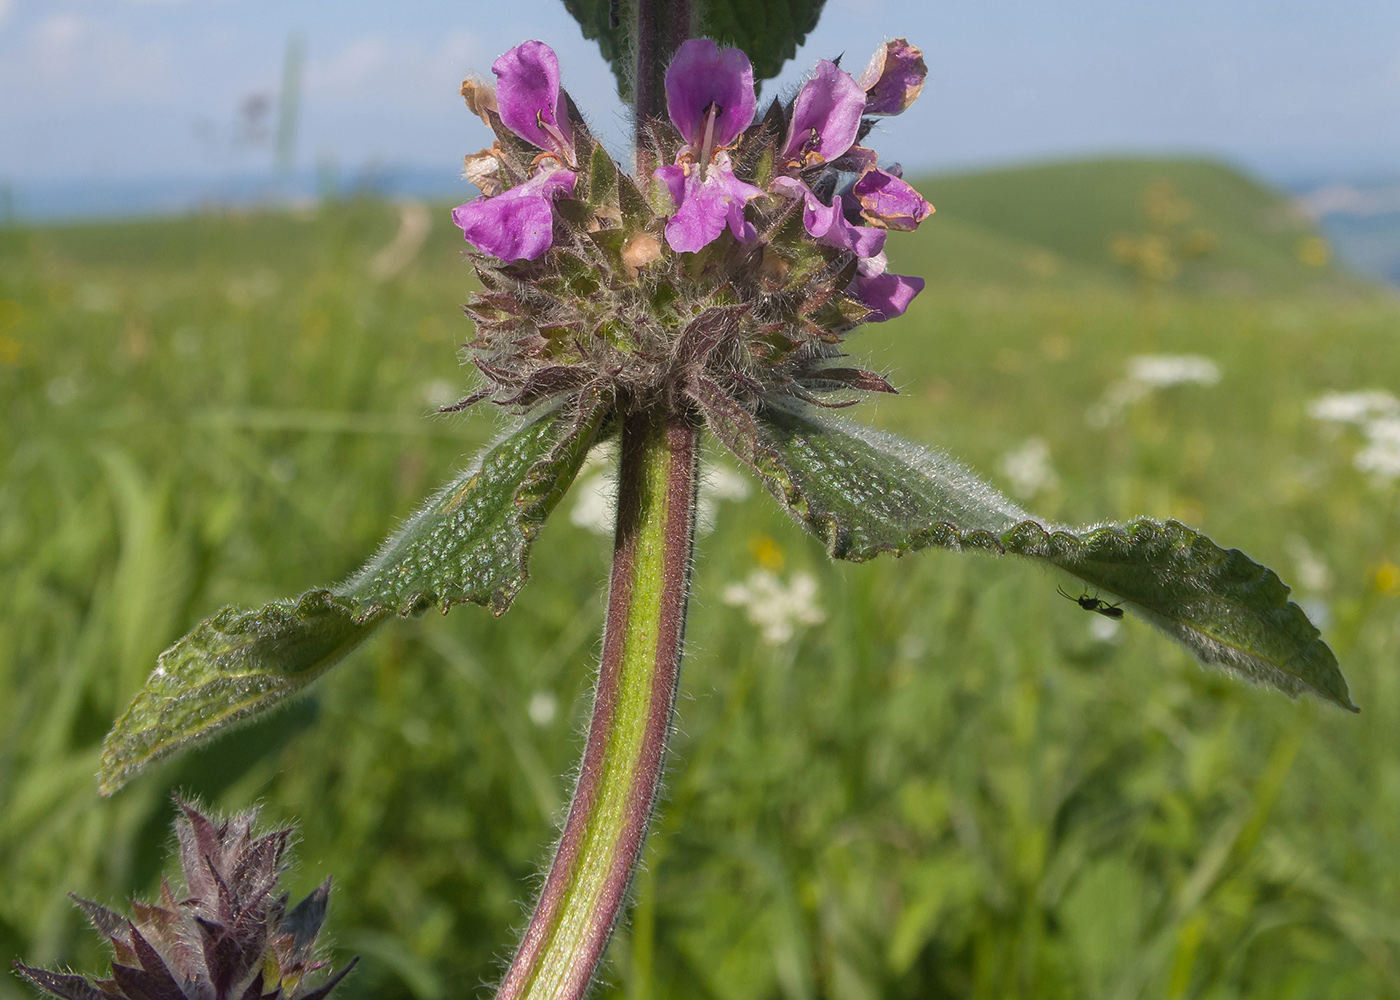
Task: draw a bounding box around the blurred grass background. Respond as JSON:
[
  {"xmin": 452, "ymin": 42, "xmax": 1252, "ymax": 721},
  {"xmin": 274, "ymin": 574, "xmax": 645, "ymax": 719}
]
[{"xmin": 2, "ymin": 157, "xmax": 1400, "ymax": 1000}]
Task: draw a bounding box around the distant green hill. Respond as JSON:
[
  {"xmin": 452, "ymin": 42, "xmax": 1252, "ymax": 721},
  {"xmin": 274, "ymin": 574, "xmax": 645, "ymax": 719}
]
[{"xmin": 902, "ymin": 157, "xmax": 1349, "ymax": 295}]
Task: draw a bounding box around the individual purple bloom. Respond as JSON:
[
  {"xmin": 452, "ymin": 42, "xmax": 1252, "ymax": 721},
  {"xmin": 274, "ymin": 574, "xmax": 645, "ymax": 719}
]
[
  {"xmin": 665, "ymin": 39, "xmax": 756, "ymax": 150},
  {"xmin": 848, "ymin": 168, "xmax": 934, "ymax": 231},
  {"xmin": 452, "ymin": 166, "xmax": 576, "ymax": 261},
  {"xmin": 655, "ymin": 39, "xmax": 763, "ymax": 253},
  {"xmin": 852, "ymin": 253, "xmax": 924, "ymax": 321},
  {"xmin": 772, "ymin": 176, "xmax": 885, "ymax": 258},
  {"xmin": 453, "ymin": 41, "xmax": 580, "ymax": 261},
  {"xmin": 492, "ymin": 40, "xmax": 574, "ymax": 164},
  {"xmin": 656, "ymin": 155, "xmax": 764, "ymax": 253},
  {"xmin": 768, "ymin": 58, "xmax": 887, "ymax": 259},
  {"xmin": 780, "ymin": 59, "xmax": 867, "ymax": 169},
  {"xmin": 855, "ymin": 39, "xmax": 927, "ymax": 116}
]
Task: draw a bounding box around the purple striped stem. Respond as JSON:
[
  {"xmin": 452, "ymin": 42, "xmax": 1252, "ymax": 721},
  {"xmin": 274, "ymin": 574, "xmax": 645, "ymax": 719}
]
[{"xmin": 495, "ymin": 410, "xmax": 699, "ymax": 1000}]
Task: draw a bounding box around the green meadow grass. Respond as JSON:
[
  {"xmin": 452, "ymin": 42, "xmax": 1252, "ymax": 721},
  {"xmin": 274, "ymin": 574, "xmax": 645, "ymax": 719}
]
[{"xmin": 2, "ymin": 159, "xmax": 1399, "ymax": 1000}]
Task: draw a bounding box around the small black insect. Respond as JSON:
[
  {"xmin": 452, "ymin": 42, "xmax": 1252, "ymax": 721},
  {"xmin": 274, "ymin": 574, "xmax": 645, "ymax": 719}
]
[{"xmin": 1057, "ymin": 586, "xmax": 1124, "ymax": 619}]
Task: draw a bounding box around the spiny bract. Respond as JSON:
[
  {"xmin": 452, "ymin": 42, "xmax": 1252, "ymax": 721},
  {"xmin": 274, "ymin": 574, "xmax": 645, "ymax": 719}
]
[{"xmin": 14, "ymin": 799, "xmax": 355, "ymax": 1000}]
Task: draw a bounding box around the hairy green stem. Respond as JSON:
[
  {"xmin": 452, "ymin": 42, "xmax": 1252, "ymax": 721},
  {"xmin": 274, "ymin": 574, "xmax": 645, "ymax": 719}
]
[{"xmin": 495, "ymin": 410, "xmax": 699, "ymax": 1000}]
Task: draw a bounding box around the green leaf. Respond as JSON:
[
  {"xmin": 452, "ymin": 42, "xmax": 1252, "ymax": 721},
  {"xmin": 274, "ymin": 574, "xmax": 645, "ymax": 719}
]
[
  {"xmin": 700, "ymin": 0, "xmax": 827, "ymax": 82},
  {"xmin": 342, "ymin": 398, "xmax": 605, "ymax": 615},
  {"xmin": 712, "ymin": 401, "xmax": 1357, "ymax": 712},
  {"xmin": 560, "ymin": 0, "xmax": 828, "ymax": 101},
  {"xmin": 99, "ymin": 402, "xmax": 607, "ymax": 794},
  {"xmin": 97, "ymin": 591, "xmax": 380, "ymax": 796}
]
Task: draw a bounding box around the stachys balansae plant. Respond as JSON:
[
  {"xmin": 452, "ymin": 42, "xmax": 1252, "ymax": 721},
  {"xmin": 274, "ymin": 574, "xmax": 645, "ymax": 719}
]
[
  {"xmin": 79, "ymin": 3, "xmax": 1353, "ymax": 998},
  {"xmin": 15, "ymin": 799, "xmax": 355, "ymax": 1000}
]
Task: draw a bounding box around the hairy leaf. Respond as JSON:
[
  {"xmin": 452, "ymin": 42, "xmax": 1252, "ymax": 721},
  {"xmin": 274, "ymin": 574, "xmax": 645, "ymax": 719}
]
[
  {"xmin": 341, "ymin": 398, "xmax": 605, "ymax": 615},
  {"xmin": 561, "ymin": 0, "xmax": 827, "ymax": 100},
  {"xmin": 99, "ymin": 403, "xmax": 605, "ymax": 794},
  {"xmin": 712, "ymin": 401, "xmax": 1356, "ymax": 711}
]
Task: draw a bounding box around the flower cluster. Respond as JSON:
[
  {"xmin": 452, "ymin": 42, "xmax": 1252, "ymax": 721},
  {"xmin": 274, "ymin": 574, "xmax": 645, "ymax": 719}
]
[
  {"xmin": 15, "ymin": 799, "xmax": 355, "ymax": 1000},
  {"xmin": 446, "ymin": 37, "xmax": 933, "ymax": 427}
]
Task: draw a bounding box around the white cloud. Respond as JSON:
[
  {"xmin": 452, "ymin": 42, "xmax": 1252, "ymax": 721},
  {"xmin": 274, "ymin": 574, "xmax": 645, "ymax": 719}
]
[
  {"xmin": 0, "ymin": 13, "xmax": 176, "ymax": 104},
  {"xmin": 0, "ymin": 0, "xmax": 14, "ymax": 30},
  {"xmin": 304, "ymin": 32, "xmax": 478, "ymax": 110}
]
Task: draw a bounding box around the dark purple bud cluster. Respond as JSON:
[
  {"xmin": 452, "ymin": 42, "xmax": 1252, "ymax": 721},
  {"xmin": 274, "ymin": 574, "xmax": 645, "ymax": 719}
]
[
  {"xmin": 15, "ymin": 800, "xmax": 355, "ymax": 1000},
  {"xmin": 445, "ymin": 38, "xmax": 934, "ymax": 429}
]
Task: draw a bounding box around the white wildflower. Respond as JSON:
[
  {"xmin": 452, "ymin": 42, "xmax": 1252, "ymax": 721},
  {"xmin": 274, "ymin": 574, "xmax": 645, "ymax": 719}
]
[
  {"xmin": 1285, "ymin": 535, "xmax": 1332, "ymax": 592},
  {"xmin": 997, "ymin": 437, "xmax": 1060, "ymax": 499},
  {"xmin": 422, "ymin": 378, "xmax": 458, "ymax": 409},
  {"xmin": 572, "ymin": 450, "xmax": 751, "ymax": 536},
  {"xmin": 1126, "ymin": 354, "xmax": 1221, "ymax": 388},
  {"xmin": 1088, "ymin": 616, "xmax": 1123, "ymax": 642},
  {"xmin": 1307, "ymin": 390, "xmax": 1400, "ymax": 425},
  {"xmin": 697, "ymin": 463, "xmax": 752, "ymax": 533},
  {"xmin": 1356, "ymin": 417, "xmax": 1400, "ymax": 483},
  {"xmin": 1307, "ymin": 390, "xmax": 1400, "ymax": 485},
  {"xmin": 46, "ymin": 376, "xmax": 78, "ymax": 406},
  {"xmin": 570, "ymin": 471, "xmax": 617, "ymax": 535},
  {"xmin": 570, "ymin": 441, "xmax": 619, "ymax": 536},
  {"xmin": 1088, "ymin": 354, "xmax": 1221, "ymax": 427},
  {"xmin": 527, "ymin": 690, "xmax": 559, "ymax": 727},
  {"xmin": 721, "ymin": 569, "xmax": 825, "ymax": 644}
]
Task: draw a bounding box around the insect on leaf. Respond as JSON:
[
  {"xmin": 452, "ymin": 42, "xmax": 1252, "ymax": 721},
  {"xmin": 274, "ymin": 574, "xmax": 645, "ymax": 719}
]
[{"xmin": 711, "ymin": 400, "xmax": 1357, "ymax": 712}]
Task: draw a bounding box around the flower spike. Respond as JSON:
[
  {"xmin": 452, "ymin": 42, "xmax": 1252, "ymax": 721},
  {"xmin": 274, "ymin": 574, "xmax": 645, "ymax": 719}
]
[{"xmin": 448, "ymin": 36, "xmax": 934, "ymax": 420}]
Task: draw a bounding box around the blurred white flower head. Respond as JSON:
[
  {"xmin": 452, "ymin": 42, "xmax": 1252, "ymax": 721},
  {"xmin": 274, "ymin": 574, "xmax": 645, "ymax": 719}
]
[
  {"xmin": 1356, "ymin": 418, "xmax": 1400, "ymax": 483},
  {"xmin": 997, "ymin": 437, "xmax": 1060, "ymax": 499},
  {"xmin": 1285, "ymin": 535, "xmax": 1332, "ymax": 593},
  {"xmin": 570, "ymin": 440, "xmax": 619, "ymax": 535},
  {"xmin": 1307, "ymin": 389, "xmax": 1400, "ymax": 425},
  {"xmin": 571, "ymin": 444, "xmax": 751, "ymax": 536},
  {"xmin": 1308, "ymin": 390, "xmax": 1400, "ymax": 485},
  {"xmin": 527, "ymin": 690, "xmax": 559, "ymax": 727},
  {"xmin": 1088, "ymin": 354, "xmax": 1221, "ymax": 426},
  {"xmin": 698, "ymin": 463, "xmax": 752, "ymax": 533},
  {"xmin": 721, "ymin": 569, "xmax": 826, "ymax": 644},
  {"xmin": 421, "ymin": 378, "xmax": 458, "ymax": 410},
  {"xmin": 1126, "ymin": 354, "xmax": 1222, "ymax": 388},
  {"xmin": 1088, "ymin": 615, "xmax": 1122, "ymax": 642}
]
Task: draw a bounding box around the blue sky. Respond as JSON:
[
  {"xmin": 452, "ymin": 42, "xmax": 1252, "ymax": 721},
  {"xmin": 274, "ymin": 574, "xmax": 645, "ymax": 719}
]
[{"xmin": 1, "ymin": 0, "xmax": 1398, "ymax": 187}]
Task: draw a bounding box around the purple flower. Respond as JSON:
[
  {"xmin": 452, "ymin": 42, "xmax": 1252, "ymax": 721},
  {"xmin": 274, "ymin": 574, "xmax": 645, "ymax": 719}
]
[
  {"xmin": 665, "ymin": 39, "xmax": 755, "ymax": 152},
  {"xmin": 848, "ymin": 167, "xmax": 934, "ymax": 231},
  {"xmin": 656, "ymin": 156, "xmax": 764, "ymax": 253},
  {"xmin": 452, "ymin": 41, "xmax": 579, "ymax": 261},
  {"xmin": 771, "ymin": 176, "xmax": 886, "ymax": 258},
  {"xmin": 654, "ymin": 39, "xmax": 765, "ymax": 253},
  {"xmin": 854, "ymin": 40, "xmax": 927, "ymax": 116},
  {"xmin": 780, "ymin": 59, "xmax": 867, "ymax": 170},
  {"xmin": 768, "ymin": 58, "xmax": 888, "ymax": 258},
  {"xmin": 852, "ymin": 253, "xmax": 924, "ymax": 321},
  {"xmin": 492, "ymin": 40, "xmax": 574, "ymax": 165},
  {"xmin": 452, "ymin": 166, "xmax": 577, "ymax": 262}
]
